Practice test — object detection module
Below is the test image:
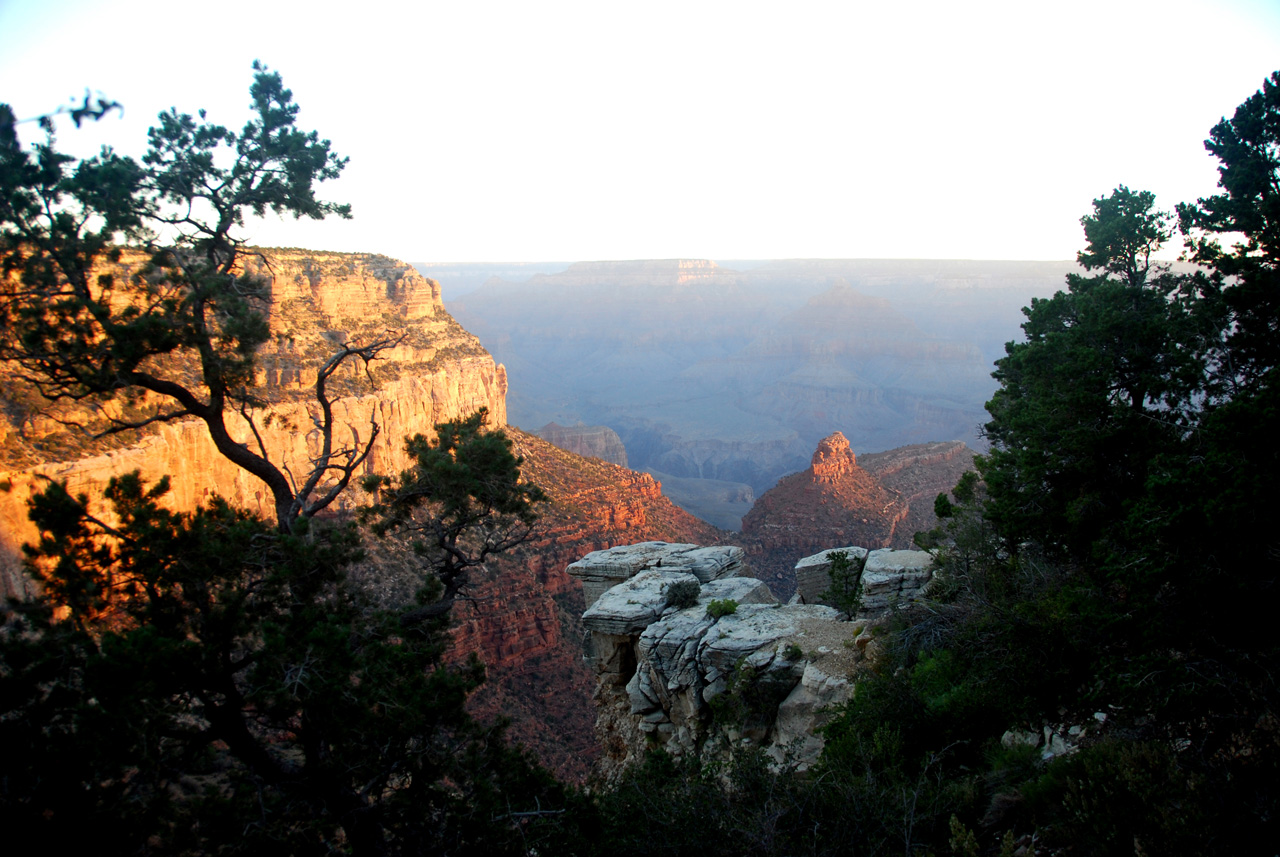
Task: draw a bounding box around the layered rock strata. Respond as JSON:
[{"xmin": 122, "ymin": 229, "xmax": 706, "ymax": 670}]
[
  {"xmin": 0, "ymin": 250, "xmax": 504, "ymax": 599},
  {"xmin": 536, "ymin": 422, "xmax": 629, "ymax": 467},
  {"xmin": 572, "ymin": 541, "xmax": 936, "ymax": 780}
]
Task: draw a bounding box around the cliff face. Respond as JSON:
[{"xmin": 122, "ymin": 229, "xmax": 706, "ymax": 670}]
[
  {"xmin": 0, "ymin": 250, "xmax": 506, "ymax": 599},
  {"xmin": 447, "ymin": 429, "xmax": 725, "ymax": 782},
  {"xmin": 570, "ymin": 542, "xmax": 936, "ymax": 781},
  {"xmin": 536, "ymin": 422, "xmax": 629, "ymax": 467},
  {"xmin": 736, "ymin": 434, "xmax": 975, "ymax": 597}
]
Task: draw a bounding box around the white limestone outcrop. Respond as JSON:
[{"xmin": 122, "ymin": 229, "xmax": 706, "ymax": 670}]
[{"xmin": 573, "ymin": 542, "xmax": 932, "ymax": 779}]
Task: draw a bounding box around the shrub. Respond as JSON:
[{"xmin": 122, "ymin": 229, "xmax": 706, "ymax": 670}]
[
  {"xmin": 821, "ymin": 549, "xmax": 865, "ymax": 616},
  {"xmin": 665, "ymin": 579, "xmax": 701, "ymax": 610},
  {"xmin": 706, "ymin": 599, "xmax": 738, "ymax": 619}
]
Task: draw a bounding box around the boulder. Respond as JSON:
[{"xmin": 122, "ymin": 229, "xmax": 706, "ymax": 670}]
[
  {"xmin": 583, "ymin": 570, "xmax": 701, "ymax": 636},
  {"xmin": 858, "ymin": 548, "xmax": 934, "ymax": 617},
  {"xmin": 568, "ymin": 541, "xmax": 746, "ymax": 607},
  {"xmin": 793, "ymin": 546, "xmax": 869, "ymax": 605}
]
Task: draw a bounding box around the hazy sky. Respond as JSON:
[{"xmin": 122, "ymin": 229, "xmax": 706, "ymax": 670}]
[{"xmin": 2, "ymin": 0, "xmax": 1278, "ymax": 263}]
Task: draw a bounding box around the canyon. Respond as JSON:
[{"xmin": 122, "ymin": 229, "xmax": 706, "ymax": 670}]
[
  {"xmin": 2, "ymin": 248, "xmax": 984, "ymax": 782},
  {"xmin": 446, "ymin": 258, "xmax": 1070, "ymax": 527}
]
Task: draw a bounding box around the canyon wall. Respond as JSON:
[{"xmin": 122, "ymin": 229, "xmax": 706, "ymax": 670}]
[{"xmin": 0, "ymin": 250, "xmax": 506, "ymax": 599}]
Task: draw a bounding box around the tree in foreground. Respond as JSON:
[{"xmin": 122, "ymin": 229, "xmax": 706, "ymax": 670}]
[
  {"xmin": 0, "ymin": 418, "xmax": 571, "ymax": 854},
  {"xmin": 362, "ymin": 408, "xmax": 549, "ymax": 623},
  {"xmin": 817, "ymin": 73, "xmax": 1280, "ymax": 855},
  {"xmin": 0, "ymin": 61, "xmax": 394, "ymax": 533},
  {"xmin": 0, "ymin": 70, "xmax": 578, "ymax": 854},
  {"xmin": 980, "ymin": 185, "xmax": 1215, "ymax": 563}
]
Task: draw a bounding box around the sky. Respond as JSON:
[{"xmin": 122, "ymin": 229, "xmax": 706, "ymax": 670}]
[{"xmin": 2, "ymin": 0, "xmax": 1279, "ymax": 263}]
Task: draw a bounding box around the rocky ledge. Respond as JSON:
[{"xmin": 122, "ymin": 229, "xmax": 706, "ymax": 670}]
[{"xmin": 569, "ymin": 541, "xmax": 936, "ymax": 779}]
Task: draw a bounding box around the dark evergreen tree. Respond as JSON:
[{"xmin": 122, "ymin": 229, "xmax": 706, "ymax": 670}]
[
  {"xmin": 980, "ymin": 186, "xmax": 1208, "ymax": 563},
  {"xmin": 0, "ymin": 62, "xmax": 391, "ymax": 533},
  {"xmin": 0, "ymin": 70, "xmax": 577, "ymax": 854},
  {"xmin": 362, "ymin": 408, "xmax": 549, "ymax": 622},
  {"xmin": 0, "ymin": 419, "xmax": 571, "ymax": 855}
]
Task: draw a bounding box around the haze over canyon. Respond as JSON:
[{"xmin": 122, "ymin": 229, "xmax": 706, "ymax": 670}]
[{"xmin": 439, "ymin": 258, "xmax": 1077, "ymax": 528}]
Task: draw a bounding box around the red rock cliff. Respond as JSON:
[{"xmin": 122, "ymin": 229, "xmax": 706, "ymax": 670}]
[
  {"xmin": 736, "ymin": 434, "xmax": 975, "ymax": 597},
  {"xmin": 0, "ymin": 250, "xmax": 506, "ymax": 598}
]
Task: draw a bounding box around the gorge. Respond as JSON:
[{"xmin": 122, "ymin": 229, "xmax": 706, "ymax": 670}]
[
  {"xmin": 445, "ymin": 258, "xmax": 1070, "ymax": 527},
  {"xmin": 1, "ymin": 248, "xmax": 982, "ymax": 782}
]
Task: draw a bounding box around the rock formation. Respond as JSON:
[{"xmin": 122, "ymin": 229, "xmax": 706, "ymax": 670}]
[
  {"xmin": 536, "ymin": 422, "xmax": 628, "ymax": 467},
  {"xmin": 571, "ymin": 541, "xmax": 937, "ymax": 780},
  {"xmin": 0, "ymin": 247, "xmax": 728, "ymax": 783},
  {"xmin": 444, "ymin": 430, "xmax": 723, "ymax": 781},
  {"xmin": 792, "ymin": 546, "xmax": 935, "ymax": 618},
  {"xmin": 809, "ymin": 431, "xmax": 858, "ymax": 482},
  {"xmin": 0, "ymin": 250, "xmax": 505, "ymax": 599},
  {"xmin": 736, "ymin": 435, "xmax": 974, "ymax": 597}
]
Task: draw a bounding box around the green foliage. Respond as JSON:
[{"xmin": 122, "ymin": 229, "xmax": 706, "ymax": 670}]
[
  {"xmin": 705, "ymin": 598, "xmax": 737, "ymax": 619},
  {"xmin": 1, "ymin": 64, "xmax": 391, "ymax": 532},
  {"xmin": 0, "ymin": 466, "xmax": 568, "ymax": 854},
  {"xmin": 1178, "ymin": 70, "xmax": 1280, "ymax": 389},
  {"xmin": 664, "ymin": 578, "xmax": 701, "ymax": 610},
  {"xmin": 1023, "ymin": 741, "xmax": 1214, "ymax": 855},
  {"xmin": 360, "ymin": 407, "xmax": 548, "ymax": 618},
  {"xmin": 980, "ymin": 185, "xmax": 1209, "ymax": 562},
  {"xmin": 819, "ymin": 548, "xmax": 864, "ymax": 616}
]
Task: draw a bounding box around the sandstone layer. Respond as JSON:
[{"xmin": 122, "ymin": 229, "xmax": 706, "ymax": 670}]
[{"xmin": 0, "ymin": 250, "xmax": 505, "ymax": 599}]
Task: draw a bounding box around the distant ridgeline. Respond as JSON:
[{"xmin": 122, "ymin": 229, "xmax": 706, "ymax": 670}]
[{"xmin": 446, "ymin": 258, "xmax": 1090, "ymax": 523}]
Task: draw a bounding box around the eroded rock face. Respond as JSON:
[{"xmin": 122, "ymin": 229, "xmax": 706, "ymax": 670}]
[
  {"xmin": 0, "ymin": 250, "xmax": 505, "ymax": 599},
  {"xmin": 575, "ymin": 542, "xmax": 873, "ymax": 780},
  {"xmin": 858, "ymin": 549, "xmax": 933, "ymax": 617},
  {"xmin": 793, "ymin": 546, "xmax": 935, "ymax": 618},
  {"xmin": 536, "ymin": 422, "xmax": 629, "ymax": 467},
  {"xmin": 810, "ymin": 432, "xmax": 856, "ymax": 482},
  {"xmin": 568, "ymin": 541, "xmax": 746, "ymax": 609}
]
